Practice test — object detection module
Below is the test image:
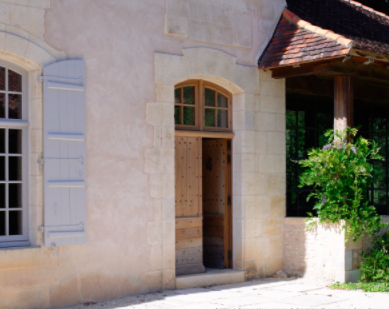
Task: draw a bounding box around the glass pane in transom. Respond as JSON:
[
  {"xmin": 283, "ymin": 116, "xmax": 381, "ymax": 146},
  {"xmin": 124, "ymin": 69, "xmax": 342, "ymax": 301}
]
[
  {"xmin": 205, "ymin": 108, "xmax": 215, "ymax": 127},
  {"xmin": 0, "ymin": 67, "xmax": 4, "ymax": 91},
  {"xmin": 217, "ymin": 93, "xmax": 228, "ymax": 108},
  {"xmin": 8, "ymin": 94, "xmax": 22, "ymax": 119},
  {"xmin": 9, "ymin": 211, "xmax": 22, "ymax": 235},
  {"xmin": 175, "ymin": 88, "xmax": 181, "ymax": 104},
  {"xmin": 9, "ymin": 184, "xmax": 22, "ymax": 208},
  {"xmin": 8, "ymin": 70, "xmax": 22, "ymax": 92},
  {"xmin": 205, "ymin": 88, "xmax": 215, "ymax": 107},
  {"xmin": 217, "ymin": 110, "xmax": 228, "ymax": 128},
  {"xmin": 174, "ymin": 106, "xmax": 181, "ymax": 125},
  {"xmin": 183, "ymin": 86, "xmax": 195, "ymax": 104},
  {"xmin": 183, "ymin": 107, "xmax": 195, "ymax": 125},
  {"xmin": 9, "ymin": 130, "xmax": 22, "ymax": 154}
]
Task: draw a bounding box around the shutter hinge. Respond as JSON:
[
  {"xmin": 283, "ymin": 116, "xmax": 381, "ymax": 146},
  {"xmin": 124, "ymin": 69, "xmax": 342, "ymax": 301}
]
[{"xmin": 227, "ymin": 195, "xmax": 231, "ymax": 208}]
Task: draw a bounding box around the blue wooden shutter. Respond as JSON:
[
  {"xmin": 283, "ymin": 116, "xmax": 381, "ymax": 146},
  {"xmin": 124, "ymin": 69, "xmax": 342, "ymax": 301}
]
[{"xmin": 42, "ymin": 60, "xmax": 87, "ymax": 247}]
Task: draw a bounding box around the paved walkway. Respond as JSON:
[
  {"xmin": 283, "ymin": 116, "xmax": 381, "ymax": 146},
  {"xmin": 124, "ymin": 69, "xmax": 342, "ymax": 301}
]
[{"xmin": 61, "ymin": 278, "xmax": 389, "ymax": 309}]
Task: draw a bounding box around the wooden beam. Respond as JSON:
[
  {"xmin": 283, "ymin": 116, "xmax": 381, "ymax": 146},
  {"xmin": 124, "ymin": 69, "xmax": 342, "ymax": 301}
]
[
  {"xmin": 334, "ymin": 75, "xmax": 354, "ymax": 131},
  {"xmin": 175, "ymin": 130, "xmax": 235, "ymax": 139}
]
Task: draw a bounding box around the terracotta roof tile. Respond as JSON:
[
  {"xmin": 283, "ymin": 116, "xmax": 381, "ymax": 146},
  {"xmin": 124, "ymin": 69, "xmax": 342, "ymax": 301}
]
[{"xmin": 258, "ymin": 0, "xmax": 389, "ymax": 69}]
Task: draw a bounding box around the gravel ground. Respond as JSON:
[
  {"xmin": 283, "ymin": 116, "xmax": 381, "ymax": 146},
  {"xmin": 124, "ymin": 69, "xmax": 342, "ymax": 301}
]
[{"xmin": 58, "ymin": 278, "xmax": 389, "ymax": 309}]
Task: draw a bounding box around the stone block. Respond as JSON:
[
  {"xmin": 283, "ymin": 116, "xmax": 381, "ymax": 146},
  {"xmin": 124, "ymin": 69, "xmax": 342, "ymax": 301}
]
[
  {"xmin": 268, "ymin": 235, "xmax": 283, "ymax": 260},
  {"xmin": 245, "ymin": 94, "xmax": 260, "ymax": 112},
  {"xmin": 149, "ymin": 174, "xmax": 162, "ymax": 199},
  {"xmin": 0, "ymin": 2, "xmax": 11, "ymax": 25},
  {"xmin": 241, "ymin": 153, "xmax": 258, "ymax": 173},
  {"xmin": 258, "ymin": 155, "xmax": 285, "ymax": 173},
  {"xmin": 260, "ymin": 95, "xmax": 285, "ymax": 114},
  {"xmin": 245, "ymin": 219, "xmax": 262, "ymax": 238},
  {"xmin": 267, "ymin": 174, "xmax": 286, "ymax": 195},
  {"xmin": 265, "ymin": 257, "xmax": 284, "ymax": 277},
  {"xmin": 146, "ymin": 103, "xmax": 161, "ymax": 126},
  {"xmin": 233, "ymin": 25, "xmax": 251, "ymax": 48},
  {"xmin": 144, "ymin": 271, "xmax": 163, "ymax": 292},
  {"xmin": 163, "ymin": 269, "xmax": 176, "ymax": 290},
  {"xmin": 345, "ymin": 250, "xmax": 352, "ymax": 271},
  {"xmin": 269, "ymin": 196, "xmax": 286, "ymax": 217},
  {"xmin": 345, "ymin": 269, "xmax": 360, "ymax": 283},
  {"xmin": 162, "ymin": 198, "xmax": 175, "ymax": 221},
  {"xmin": 346, "ymin": 237, "xmax": 362, "ymax": 250},
  {"xmin": 146, "ymin": 221, "xmax": 162, "ymax": 245},
  {"xmin": 241, "ymin": 173, "xmax": 267, "ymax": 195},
  {"xmin": 267, "ymin": 132, "xmax": 286, "ymax": 155},
  {"xmin": 241, "ymin": 131, "xmax": 256, "ymax": 154},
  {"xmin": 144, "ymin": 148, "xmax": 161, "ymax": 174},
  {"xmin": 210, "ymin": 22, "xmax": 233, "ymax": 46},
  {"xmin": 245, "ymin": 111, "xmax": 255, "ymax": 131},
  {"xmin": 154, "ymin": 53, "xmax": 186, "ymax": 85},
  {"xmin": 275, "ymin": 113, "xmax": 286, "ymax": 132},
  {"xmin": 244, "ymin": 195, "xmax": 269, "ymax": 219},
  {"xmin": 156, "ymin": 84, "xmax": 174, "ymax": 103},
  {"xmin": 165, "ymin": 14, "xmax": 188, "ymax": 37},
  {"xmin": 5, "ymin": 32, "xmax": 28, "ymax": 58},
  {"xmin": 162, "ymin": 173, "xmax": 174, "ymax": 198},
  {"xmin": 264, "ymin": 218, "xmax": 283, "ymax": 236},
  {"xmin": 162, "ymin": 220, "xmax": 175, "ymax": 245},
  {"xmin": 162, "ymin": 243, "xmax": 175, "ymax": 269},
  {"xmin": 188, "ymin": 19, "xmax": 211, "ymax": 42},
  {"xmin": 150, "ymin": 245, "xmax": 162, "ymax": 271},
  {"xmin": 255, "ymin": 112, "xmax": 276, "ymax": 132}
]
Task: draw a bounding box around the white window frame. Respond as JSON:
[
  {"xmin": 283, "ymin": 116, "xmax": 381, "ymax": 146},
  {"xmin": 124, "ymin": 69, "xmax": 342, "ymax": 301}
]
[{"xmin": 0, "ymin": 60, "xmax": 29, "ymax": 248}]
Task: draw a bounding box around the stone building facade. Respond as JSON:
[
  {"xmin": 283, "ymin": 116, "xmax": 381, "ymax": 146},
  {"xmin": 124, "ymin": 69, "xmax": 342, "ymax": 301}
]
[{"xmin": 0, "ymin": 1, "xmax": 288, "ymax": 309}]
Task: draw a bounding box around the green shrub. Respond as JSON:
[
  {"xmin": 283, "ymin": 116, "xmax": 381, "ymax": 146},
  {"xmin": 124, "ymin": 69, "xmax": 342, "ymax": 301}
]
[
  {"xmin": 360, "ymin": 231, "xmax": 389, "ymax": 283},
  {"xmin": 299, "ymin": 128, "xmax": 386, "ymax": 242}
]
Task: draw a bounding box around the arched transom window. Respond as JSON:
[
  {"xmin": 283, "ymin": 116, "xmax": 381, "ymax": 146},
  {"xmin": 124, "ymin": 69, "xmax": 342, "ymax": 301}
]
[{"xmin": 175, "ymin": 81, "xmax": 232, "ymax": 131}]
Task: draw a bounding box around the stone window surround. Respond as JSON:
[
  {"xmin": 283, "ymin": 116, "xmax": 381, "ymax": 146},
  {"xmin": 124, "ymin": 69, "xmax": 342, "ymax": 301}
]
[
  {"xmin": 146, "ymin": 47, "xmax": 286, "ymax": 288},
  {"xmin": 0, "ymin": 29, "xmax": 65, "ymax": 249}
]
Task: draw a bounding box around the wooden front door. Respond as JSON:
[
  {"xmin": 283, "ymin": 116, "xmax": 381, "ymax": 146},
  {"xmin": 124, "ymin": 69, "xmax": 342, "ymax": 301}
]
[
  {"xmin": 175, "ymin": 137, "xmax": 205, "ymax": 276},
  {"xmin": 202, "ymin": 139, "xmax": 232, "ymax": 268}
]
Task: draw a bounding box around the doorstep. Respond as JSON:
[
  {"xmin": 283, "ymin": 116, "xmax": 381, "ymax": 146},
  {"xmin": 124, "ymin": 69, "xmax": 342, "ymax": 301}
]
[{"xmin": 176, "ymin": 268, "xmax": 246, "ymax": 289}]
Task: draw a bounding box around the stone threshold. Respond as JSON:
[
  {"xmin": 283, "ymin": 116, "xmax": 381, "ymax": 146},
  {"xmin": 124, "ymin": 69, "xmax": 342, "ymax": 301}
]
[{"xmin": 176, "ymin": 268, "xmax": 246, "ymax": 289}]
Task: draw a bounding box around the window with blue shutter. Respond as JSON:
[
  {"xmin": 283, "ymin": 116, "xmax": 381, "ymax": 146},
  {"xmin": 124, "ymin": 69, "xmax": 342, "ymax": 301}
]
[{"xmin": 42, "ymin": 60, "xmax": 87, "ymax": 247}]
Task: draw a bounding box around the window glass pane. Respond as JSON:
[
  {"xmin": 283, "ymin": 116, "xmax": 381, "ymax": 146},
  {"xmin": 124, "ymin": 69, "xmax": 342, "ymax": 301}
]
[
  {"xmin": 8, "ymin": 70, "xmax": 22, "ymax": 92},
  {"xmin": 0, "ymin": 211, "xmax": 5, "ymax": 236},
  {"xmin": 8, "ymin": 94, "xmax": 22, "ymax": 119},
  {"xmin": 0, "ymin": 156, "xmax": 5, "ymax": 181},
  {"xmin": 0, "ymin": 184, "xmax": 4, "ymax": 209},
  {"xmin": 297, "ymin": 111, "xmax": 305, "ymax": 127},
  {"xmin": 9, "ymin": 211, "xmax": 22, "ymax": 235},
  {"xmin": 217, "ymin": 110, "xmax": 228, "ymax": 128},
  {"xmin": 9, "ymin": 184, "xmax": 22, "ymax": 209},
  {"xmin": 174, "ymin": 106, "xmax": 181, "ymax": 125},
  {"xmin": 373, "ymin": 161, "xmax": 386, "ymax": 188},
  {"xmin": 204, "ymin": 108, "xmax": 215, "ymax": 127},
  {"xmin": 9, "ymin": 130, "xmax": 22, "ymax": 154},
  {"xmin": 205, "ymin": 88, "xmax": 215, "ymax": 107},
  {"xmin": 0, "ymin": 93, "xmax": 5, "ymax": 118},
  {"xmin": 217, "ymin": 93, "xmax": 228, "ymax": 108},
  {"xmin": 0, "ymin": 67, "xmax": 5, "ymax": 91},
  {"xmin": 183, "ymin": 86, "xmax": 195, "ymax": 105},
  {"xmin": 9, "ymin": 157, "xmax": 22, "ymax": 181},
  {"xmin": 0, "ymin": 129, "xmax": 5, "ymax": 153},
  {"xmin": 183, "ymin": 107, "xmax": 195, "ymax": 125},
  {"xmin": 286, "ymin": 129, "xmax": 297, "ymax": 158},
  {"xmin": 175, "ymin": 88, "xmax": 181, "ymax": 104}
]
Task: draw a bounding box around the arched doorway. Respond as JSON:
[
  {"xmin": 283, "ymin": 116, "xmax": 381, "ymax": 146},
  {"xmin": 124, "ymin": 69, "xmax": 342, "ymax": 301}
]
[{"xmin": 175, "ymin": 80, "xmax": 233, "ymax": 276}]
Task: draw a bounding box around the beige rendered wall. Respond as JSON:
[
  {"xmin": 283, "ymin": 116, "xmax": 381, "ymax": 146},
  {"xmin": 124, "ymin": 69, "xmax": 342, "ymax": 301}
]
[{"xmin": 0, "ymin": 1, "xmax": 286, "ymax": 308}]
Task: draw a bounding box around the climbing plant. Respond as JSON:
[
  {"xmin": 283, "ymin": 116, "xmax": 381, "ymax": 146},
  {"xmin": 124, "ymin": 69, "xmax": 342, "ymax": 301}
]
[{"xmin": 298, "ymin": 127, "xmax": 387, "ymax": 242}]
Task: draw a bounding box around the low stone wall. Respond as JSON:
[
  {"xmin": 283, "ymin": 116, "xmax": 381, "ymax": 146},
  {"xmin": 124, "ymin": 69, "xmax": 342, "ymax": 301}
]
[{"xmin": 284, "ymin": 217, "xmax": 389, "ymax": 283}]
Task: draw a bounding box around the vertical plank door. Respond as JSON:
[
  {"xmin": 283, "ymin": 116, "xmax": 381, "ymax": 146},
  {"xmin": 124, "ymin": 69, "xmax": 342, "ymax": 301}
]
[
  {"xmin": 175, "ymin": 137, "xmax": 205, "ymax": 276},
  {"xmin": 202, "ymin": 139, "xmax": 231, "ymax": 268}
]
